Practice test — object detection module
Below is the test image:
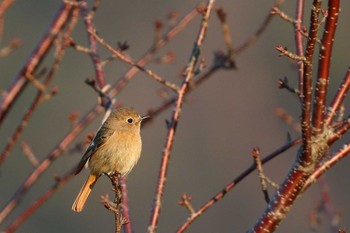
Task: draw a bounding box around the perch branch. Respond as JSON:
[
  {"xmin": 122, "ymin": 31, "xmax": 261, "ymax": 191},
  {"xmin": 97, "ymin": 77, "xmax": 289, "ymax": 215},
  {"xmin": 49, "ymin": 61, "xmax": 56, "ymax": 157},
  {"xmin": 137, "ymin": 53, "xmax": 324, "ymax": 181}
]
[{"xmin": 0, "ymin": 7, "xmax": 198, "ymax": 227}]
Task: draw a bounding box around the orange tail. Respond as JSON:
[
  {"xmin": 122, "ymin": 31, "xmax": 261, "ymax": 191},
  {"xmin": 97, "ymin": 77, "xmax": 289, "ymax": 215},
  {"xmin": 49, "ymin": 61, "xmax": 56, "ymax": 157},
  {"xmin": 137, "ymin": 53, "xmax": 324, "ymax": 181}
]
[{"xmin": 72, "ymin": 174, "xmax": 98, "ymax": 212}]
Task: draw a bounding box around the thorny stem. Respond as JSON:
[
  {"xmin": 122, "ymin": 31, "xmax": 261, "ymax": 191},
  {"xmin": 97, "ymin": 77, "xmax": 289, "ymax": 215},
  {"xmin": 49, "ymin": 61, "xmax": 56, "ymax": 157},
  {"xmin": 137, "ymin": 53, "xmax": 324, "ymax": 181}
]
[
  {"xmin": 249, "ymin": 1, "xmax": 324, "ymax": 232},
  {"xmin": 300, "ymin": 0, "xmax": 321, "ymax": 169},
  {"xmin": 312, "ymin": 0, "xmax": 340, "ymax": 134}
]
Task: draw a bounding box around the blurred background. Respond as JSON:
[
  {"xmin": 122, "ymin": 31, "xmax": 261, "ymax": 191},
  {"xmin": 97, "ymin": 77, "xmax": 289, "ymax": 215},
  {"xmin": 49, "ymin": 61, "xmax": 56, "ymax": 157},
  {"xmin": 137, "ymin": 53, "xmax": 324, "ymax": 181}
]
[{"xmin": 1, "ymin": 0, "xmax": 350, "ymax": 232}]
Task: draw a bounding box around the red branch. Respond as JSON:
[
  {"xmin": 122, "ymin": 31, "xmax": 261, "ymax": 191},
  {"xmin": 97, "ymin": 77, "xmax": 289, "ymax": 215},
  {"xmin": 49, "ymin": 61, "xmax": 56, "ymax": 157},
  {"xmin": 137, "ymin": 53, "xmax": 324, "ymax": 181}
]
[
  {"xmin": 294, "ymin": 0, "xmax": 305, "ymax": 93},
  {"xmin": 312, "ymin": 0, "xmax": 340, "ymax": 133},
  {"xmin": 2, "ymin": 169, "xmax": 76, "ymax": 233},
  {"xmin": 0, "ymin": 106, "xmax": 104, "ymax": 224},
  {"xmin": 325, "ymin": 68, "xmax": 350, "ymax": 125},
  {"xmin": 328, "ymin": 118, "xmax": 350, "ymax": 145},
  {"xmin": 299, "ymin": 0, "xmax": 321, "ymax": 168},
  {"xmin": 304, "ymin": 141, "xmax": 350, "ymax": 190},
  {"xmin": 0, "ymin": 2, "xmax": 75, "ymax": 125},
  {"xmin": 0, "ymin": 7, "xmax": 79, "ymax": 166},
  {"xmin": 249, "ymin": 2, "xmax": 322, "ymax": 232},
  {"xmin": 176, "ymin": 139, "xmax": 301, "ymax": 233},
  {"xmin": 0, "ymin": 8, "xmax": 199, "ymax": 228},
  {"xmin": 147, "ymin": 1, "xmax": 215, "ymax": 232},
  {"xmin": 120, "ymin": 177, "xmax": 132, "ymax": 233},
  {"xmin": 79, "ymin": 0, "xmax": 106, "ymax": 89},
  {"xmin": 0, "ymin": 0, "xmax": 15, "ymax": 38}
]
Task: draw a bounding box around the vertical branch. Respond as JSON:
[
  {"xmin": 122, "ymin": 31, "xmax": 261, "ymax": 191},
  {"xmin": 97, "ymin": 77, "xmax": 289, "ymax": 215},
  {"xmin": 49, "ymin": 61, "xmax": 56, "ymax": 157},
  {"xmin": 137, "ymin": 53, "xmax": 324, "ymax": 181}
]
[
  {"xmin": 79, "ymin": 0, "xmax": 106, "ymax": 89},
  {"xmin": 294, "ymin": 0, "xmax": 305, "ymax": 94},
  {"xmin": 312, "ymin": 0, "xmax": 340, "ymax": 133},
  {"xmin": 249, "ymin": 2, "xmax": 323, "ymax": 232},
  {"xmin": 299, "ymin": 0, "xmax": 321, "ymax": 168},
  {"xmin": 120, "ymin": 177, "xmax": 133, "ymax": 233},
  {"xmin": 108, "ymin": 174, "xmax": 122, "ymax": 233},
  {"xmin": 147, "ymin": 1, "xmax": 215, "ymax": 232},
  {"xmin": 0, "ymin": 2, "xmax": 76, "ymax": 125}
]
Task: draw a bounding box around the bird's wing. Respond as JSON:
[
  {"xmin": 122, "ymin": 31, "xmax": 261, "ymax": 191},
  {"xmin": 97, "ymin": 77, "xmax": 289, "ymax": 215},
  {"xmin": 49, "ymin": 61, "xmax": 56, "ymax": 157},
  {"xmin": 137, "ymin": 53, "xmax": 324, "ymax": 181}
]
[{"xmin": 74, "ymin": 125, "xmax": 115, "ymax": 175}]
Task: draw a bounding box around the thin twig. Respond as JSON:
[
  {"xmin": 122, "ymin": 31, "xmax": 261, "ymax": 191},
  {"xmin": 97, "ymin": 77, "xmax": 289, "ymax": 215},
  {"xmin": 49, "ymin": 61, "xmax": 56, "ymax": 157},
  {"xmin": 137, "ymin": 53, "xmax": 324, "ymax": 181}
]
[
  {"xmin": 0, "ymin": 106, "xmax": 104, "ymax": 224},
  {"xmin": 0, "ymin": 1, "xmax": 76, "ymax": 125},
  {"xmin": 90, "ymin": 30, "xmax": 180, "ymax": 93},
  {"xmin": 278, "ymin": 76, "xmax": 300, "ymax": 96},
  {"xmin": 147, "ymin": 2, "xmax": 215, "ymax": 232},
  {"xmin": 0, "ymin": 7, "xmax": 198, "ymax": 227},
  {"xmin": 176, "ymin": 139, "xmax": 301, "ymax": 233},
  {"xmin": 0, "ymin": 0, "xmax": 15, "ymax": 38},
  {"xmin": 252, "ymin": 147, "xmax": 270, "ymax": 203},
  {"xmin": 2, "ymin": 168, "xmax": 76, "ymax": 233},
  {"xmin": 294, "ymin": 0, "xmax": 305, "ymax": 94},
  {"xmin": 0, "ymin": 6, "xmax": 79, "ymax": 166},
  {"xmin": 178, "ymin": 194, "xmax": 195, "ymax": 216},
  {"xmin": 216, "ymin": 8, "xmax": 234, "ymax": 61},
  {"xmin": 233, "ymin": 0, "xmax": 284, "ymax": 55},
  {"xmin": 79, "ymin": 0, "xmax": 106, "ymax": 88},
  {"xmin": 325, "ymin": 68, "xmax": 350, "ymax": 125},
  {"xmin": 0, "ymin": 38, "xmax": 21, "ymax": 57},
  {"xmin": 275, "ymin": 45, "xmax": 306, "ymax": 61},
  {"xmin": 120, "ymin": 177, "xmax": 133, "ymax": 233},
  {"xmin": 20, "ymin": 141, "xmax": 39, "ymax": 167}
]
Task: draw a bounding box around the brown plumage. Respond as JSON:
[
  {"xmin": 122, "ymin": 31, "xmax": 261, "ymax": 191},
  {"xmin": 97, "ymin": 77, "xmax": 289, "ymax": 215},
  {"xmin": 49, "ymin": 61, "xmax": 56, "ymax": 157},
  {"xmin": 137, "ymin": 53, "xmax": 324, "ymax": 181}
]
[{"xmin": 72, "ymin": 107, "xmax": 146, "ymax": 212}]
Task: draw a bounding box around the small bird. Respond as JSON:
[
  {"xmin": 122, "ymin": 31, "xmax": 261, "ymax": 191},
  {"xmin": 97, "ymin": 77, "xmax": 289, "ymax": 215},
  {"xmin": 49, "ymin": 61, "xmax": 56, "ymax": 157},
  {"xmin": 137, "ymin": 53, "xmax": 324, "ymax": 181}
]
[{"xmin": 72, "ymin": 107, "xmax": 147, "ymax": 212}]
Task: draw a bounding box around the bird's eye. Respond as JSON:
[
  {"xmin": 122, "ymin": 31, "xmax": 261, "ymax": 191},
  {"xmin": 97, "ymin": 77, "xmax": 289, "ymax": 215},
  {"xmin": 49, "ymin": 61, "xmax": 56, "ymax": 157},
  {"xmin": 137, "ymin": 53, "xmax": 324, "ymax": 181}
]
[{"xmin": 127, "ymin": 118, "xmax": 133, "ymax": 123}]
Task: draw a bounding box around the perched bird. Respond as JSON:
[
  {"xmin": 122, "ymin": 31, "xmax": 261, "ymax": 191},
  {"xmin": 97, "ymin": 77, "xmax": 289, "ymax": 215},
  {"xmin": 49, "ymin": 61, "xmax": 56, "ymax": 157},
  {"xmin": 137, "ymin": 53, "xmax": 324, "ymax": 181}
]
[{"xmin": 72, "ymin": 107, "xmax": 147, "ymax": 212}]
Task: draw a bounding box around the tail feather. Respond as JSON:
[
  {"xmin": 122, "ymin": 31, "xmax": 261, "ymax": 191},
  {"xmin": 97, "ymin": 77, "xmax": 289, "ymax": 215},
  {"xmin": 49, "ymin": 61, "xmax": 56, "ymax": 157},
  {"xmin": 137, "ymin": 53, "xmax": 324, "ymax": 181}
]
[{"xmin": 72, "ymin": 174, "xmax": 98, "ymax": 212}]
